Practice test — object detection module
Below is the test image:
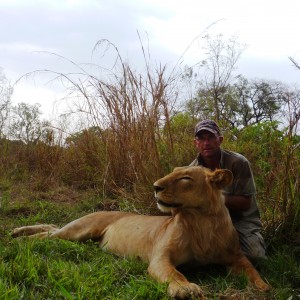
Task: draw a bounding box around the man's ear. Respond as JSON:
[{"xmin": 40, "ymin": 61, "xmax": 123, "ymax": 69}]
[
  {"xmin": 207, "ymin": 169, "xmax": 233, "ymax": 189},
  {"xmin": 193, "ymin": 138, "xmax": 199, "ymax": 147}
]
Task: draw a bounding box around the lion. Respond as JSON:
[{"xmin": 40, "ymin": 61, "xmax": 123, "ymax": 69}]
[{"xmin": 12, "ymin": 166, "xmax": 270, "ymax": 299}]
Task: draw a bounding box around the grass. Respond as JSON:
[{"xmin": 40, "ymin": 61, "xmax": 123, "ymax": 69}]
[
  {"xmin": 1, "ymin": 227, "xmax": 167, "ymax": 299},
  {"xmin": 0, "ymin": 239, "xmax": 167, "ymax": 300},
  {"xmin": 0, "ymin": 185, "xmax": 299, "ymax": 299}
]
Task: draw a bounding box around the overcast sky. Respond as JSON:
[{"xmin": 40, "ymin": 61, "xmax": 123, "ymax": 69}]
[{"xmin": 1, "ymin": 0, "xmax": 300, "ymax": 117}]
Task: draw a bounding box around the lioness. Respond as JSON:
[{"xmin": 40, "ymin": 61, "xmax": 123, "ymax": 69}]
[{"xmin": 12, "ymin": 166, "xmax": 270, "ymax": 299}]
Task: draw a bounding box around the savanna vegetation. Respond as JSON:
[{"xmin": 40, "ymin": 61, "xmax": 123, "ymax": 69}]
[{"xmin": 0, "ymin": 35, "xmax": 299, "ymax": 299}]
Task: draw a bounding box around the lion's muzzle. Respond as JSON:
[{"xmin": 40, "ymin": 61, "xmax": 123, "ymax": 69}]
[
  {"xmin": 154, "ymin": 184, "xmax": 164, "ymax": 193},
  {"xmin": 157, "ymin": 200, "xmax": 182, "ymax": 208}
]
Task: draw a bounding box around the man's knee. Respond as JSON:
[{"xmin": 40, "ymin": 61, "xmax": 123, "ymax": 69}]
[{"xmin": 238, "ymin": 231, "xmax": 267, "ymax": 261}]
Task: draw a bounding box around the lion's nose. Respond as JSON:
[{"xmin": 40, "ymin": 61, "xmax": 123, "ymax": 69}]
[{"xmin": 154, "ymin": 185, "xmax": 164, "ymax": 193}]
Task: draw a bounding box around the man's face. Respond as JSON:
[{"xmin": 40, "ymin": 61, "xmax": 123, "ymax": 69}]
[{"xmin": 194, "ymin": 130, "xmax": 223, "ymax": 158}]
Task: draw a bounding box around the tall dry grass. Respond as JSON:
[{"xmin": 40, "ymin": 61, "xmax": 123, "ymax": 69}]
[{"xmin": 43, "ymin": 40, "xmax": 186, "ymax": 208}]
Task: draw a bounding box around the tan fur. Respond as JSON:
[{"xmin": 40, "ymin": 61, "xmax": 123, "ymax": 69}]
[{"xmin": 12, "ymin": 166, "xmax": 270, "ymax": 299}]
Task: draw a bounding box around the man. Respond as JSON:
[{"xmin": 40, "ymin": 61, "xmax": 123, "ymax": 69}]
[{"xmin": 190, "ymin": 119, "xmax": 266, "ymax": 262}]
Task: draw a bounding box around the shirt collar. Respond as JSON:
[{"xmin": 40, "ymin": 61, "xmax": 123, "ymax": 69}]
[{"xmin": 197, "ymin": 149, "xmax": 223, "ymax": 169}]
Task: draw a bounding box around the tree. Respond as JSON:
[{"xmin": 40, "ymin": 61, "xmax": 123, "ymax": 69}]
[
  {"xmin": 0, "ymin": 68, "xmax": 13, "ymax": 139},
  {"xmin": 186, "ymin": 83, "xmax": 240, "ymax": 128},
  {"xmin": 189, "ymin": 34, "xmax": 246, "ymax": 122},
  {"xmin": 233, "ymin": 77, "xmax": 285, "ymax": 127},
  {"xmin": 9, "ymin": 102, "xmax": 50, "ymax": 144},
  {"xmin": 186, "ymin": 75, "xmax": 287, "ymax": 129}
]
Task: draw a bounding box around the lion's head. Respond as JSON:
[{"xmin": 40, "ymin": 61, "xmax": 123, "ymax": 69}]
[{"xmin": 154, "ymin": 166, "xmax": 233, "ymax": 213}]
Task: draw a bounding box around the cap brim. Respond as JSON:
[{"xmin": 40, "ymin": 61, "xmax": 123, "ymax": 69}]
[{"xmin": 195, "ymin": 127, "xmax": 219, "ymax": 136}]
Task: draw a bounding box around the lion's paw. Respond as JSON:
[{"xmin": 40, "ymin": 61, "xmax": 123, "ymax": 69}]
[
  {"xmin": 254, "ymin": 279, "xmax": 271, "ymax": 292},
  {"xmin": 11, "ymin": 227, "xmax": 23, "ymax": 238},
  {"xmin": 168, "ymin": 281, "xmax": 204, "ymax": 299}
]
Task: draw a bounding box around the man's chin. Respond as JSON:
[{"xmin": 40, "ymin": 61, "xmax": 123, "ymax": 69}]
[
  {"xmin": 202, "ymin": 150, "xmax": 214, "ymax": 156},
  {"xmin": 202, "ymin": 150, "xmax": 221, "ymax": 160}
]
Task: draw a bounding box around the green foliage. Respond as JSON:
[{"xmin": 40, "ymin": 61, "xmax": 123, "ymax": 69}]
[
  {"xmin": 225, "ymin": 121, "xmax": 284, "ymax": 172},
  {"xmin": 158, "ymin": 112, "xmax": 196, "ymax": 172},
  {"xmin": 63, "ymin": 128, "xmax": 107, "ymax": 189}
]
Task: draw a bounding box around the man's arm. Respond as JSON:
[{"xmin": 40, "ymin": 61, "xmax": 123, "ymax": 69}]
[
  {"xmin": 223, "ymin": 157, "xmax": 255, "ymax": 213},
  {"xmin": 223, "ymin": 194, "xmax": 251, "ymax": 212}
]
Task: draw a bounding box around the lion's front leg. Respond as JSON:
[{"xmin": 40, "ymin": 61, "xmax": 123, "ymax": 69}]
[
  {"xmin": 12, "ymin": 224, "xmax": 59, "ymax": 238},
  {"xmin": 229, "ymin": 255, "xmax": 270, "ymax": 292},
  {"xmin": 148, "ymin": 257, "xmax": 203, "ymax": 299}
]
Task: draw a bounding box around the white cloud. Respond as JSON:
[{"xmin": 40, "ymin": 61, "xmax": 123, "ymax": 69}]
[
  {"xmin": 12, "ymin": 81, "xmax": 66, "ymax": 118},
  {"xmin": 1, "ymin": 0, "xmax": 300, "ymax": 116}
]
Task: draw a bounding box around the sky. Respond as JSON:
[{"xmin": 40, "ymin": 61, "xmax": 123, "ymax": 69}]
[{"xmin": 1, "ymin": 0, "xmax": 300, "ymax": 118}]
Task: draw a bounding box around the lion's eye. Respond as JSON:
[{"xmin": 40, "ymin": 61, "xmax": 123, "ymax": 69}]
[
  {"xmin": 175, "ymin": 176, "xmax": 193, "ymax": 183},
  {"xmin": 180, "ymin": 176, "xmax": 193, "ymax": 181}
]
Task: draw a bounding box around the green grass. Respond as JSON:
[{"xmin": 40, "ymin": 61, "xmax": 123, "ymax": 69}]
[
  {"xmin": 0, "ymin": 187, "xmax": 299, "ymax": 299},
  {"xmin": 0, "ymin": 238, "xmax": 167, "ymax": 299}
]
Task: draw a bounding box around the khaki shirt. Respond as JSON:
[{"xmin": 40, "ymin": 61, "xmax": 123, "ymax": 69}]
[{"xmin": 190, "ymin": 149, "xmax": 263, "ymax": 232}]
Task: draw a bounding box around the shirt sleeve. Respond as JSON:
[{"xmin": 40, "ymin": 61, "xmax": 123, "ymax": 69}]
[{"xmin": 230, "ymin": 160, "xmax": 256, "ymax": 196}]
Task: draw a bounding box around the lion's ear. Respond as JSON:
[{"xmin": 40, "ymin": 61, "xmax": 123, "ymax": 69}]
[{"xmin": 207, "ymin": 169, "xmax": 233, "ymax": 189}]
